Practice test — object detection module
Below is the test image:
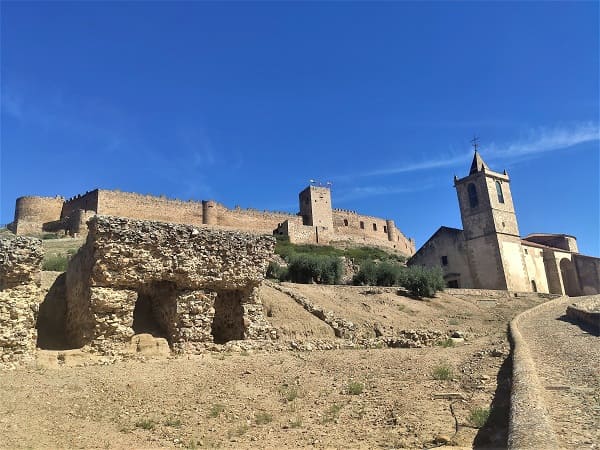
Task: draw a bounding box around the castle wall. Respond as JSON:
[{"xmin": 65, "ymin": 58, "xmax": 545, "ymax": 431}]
[
  {"xmin": 332, "ymin": 210, "xmax": 415, "ymax": 255},
  {"xmin": 61, "ymin": 190, "xmax": 99, "ymax": 219},
  {"xmin": 11, "ymin": 187, "xmax": 415, "ymax": 254},
  {"xmin": 214, "ymin": 203, "xmax": 299, "ymax": 235},
  {"xmin": 96, "ymin": 190, "xmax": 204, "ymax": 226},
  {"xmin": 13, "ymin": 196, "xmax": 64, "ymax": 235}
]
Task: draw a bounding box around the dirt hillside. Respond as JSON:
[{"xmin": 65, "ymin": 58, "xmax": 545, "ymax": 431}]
[{"xmin": 0, "ymin": 277, "xmax": 548, "ymax": 449}]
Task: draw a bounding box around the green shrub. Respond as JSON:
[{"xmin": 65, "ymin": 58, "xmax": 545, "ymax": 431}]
[
  {"xmin": 135, "ymin": 418, "xmax": 156, "ymax": 430},
  {"xmin": 41, "ymin": 233, "xmax": 59, "ymax": 240},
  {"xmin": 287, "ymin": 254, "xmax": 342, "ymax": 285},
  {"xmin": 274, "ymin": 237, "xmax": 404, "ymax": 265},
  {"xmin": 432, "ymin": 364, "xmax": 454, "ymax": 381},
  {"xmin": 400, "ymin": 265, "xmax": 445, "ymax": 298},
  {"xmin": 437, "ymin": 338, "xmax": 455, "ymax": 348},
  {"xmin": 375, "ymin": 262, "xmax": 402, "ymax": 286},
  {"xmin": 164, "ymin": 417, "xmax": 182, "ymax": 427},
  {"xmin": 347, "ymin": 381, "xmax": 364, "ymax": 395},
  {"xmin": 353, "ymin": 261, "xmax": 404, "ymax": 286},
  {"xmin": 352, "ymin": 261, "xmax": 378, "ymax": 286},
  {"xmin": 469, "ymin": 407, "xmax": 490, "ymax": 428},
  {"xmin": 255, "ymin": 411, "xmax": 273, "ymax": 425},
  {"xmin": 266, "ymin": 261, "xmax": 288, "ymax": 280},
  {"xmin": 42, "ymin": 255, "xmax": 68, "ymax": 271},
  {"xmin": 208, "ymin": 403, "xmax": 225, "ymax": 418}
]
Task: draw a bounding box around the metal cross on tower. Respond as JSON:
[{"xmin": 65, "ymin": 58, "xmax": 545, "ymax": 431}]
[{"xmin": 471, "ymin": 135, "xmax": 480, "ymax": 152}]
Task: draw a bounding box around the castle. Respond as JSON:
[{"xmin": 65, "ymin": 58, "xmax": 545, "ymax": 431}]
[
  {"xmin": 408, "ymin": 152, "xmax": 600, "ymax": 296},
  {"xmin": 9, "ymin": 185, "xmax": 416, "ymax": 256}
]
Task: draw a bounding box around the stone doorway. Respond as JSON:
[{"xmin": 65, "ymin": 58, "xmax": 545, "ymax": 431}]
[
  {"xmin": 211, "ymin": 290, "xmax": 245, "ymax": 344},
  {"xmin": 133, "ymin": 281, "xmax": 177, "ymax": 347}
]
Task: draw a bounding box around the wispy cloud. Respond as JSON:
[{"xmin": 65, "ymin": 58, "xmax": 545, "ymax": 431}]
[
  {"xmin": 488, "ymin": 122, "xmax": 599, "ymax": 159},
  {"xmin": 358, "ymin": 152, "xmax": 471, "ymax": 177},
  {"xmin": 336, "ymin": 122, "xmax": 599, "ymax": 180}
]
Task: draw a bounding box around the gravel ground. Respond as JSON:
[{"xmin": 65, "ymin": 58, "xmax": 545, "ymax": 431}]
[{"xmin": 518, "ymin": 296, "xmax": 600, "ymax": 449}]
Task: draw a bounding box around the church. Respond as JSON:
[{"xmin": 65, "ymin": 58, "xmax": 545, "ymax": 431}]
[{"xmin": 408, "ymin": 151, "xmax": 600, "ymax": 296}]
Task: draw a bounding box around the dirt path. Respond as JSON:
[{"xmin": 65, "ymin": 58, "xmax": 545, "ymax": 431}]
[{"xmin": 518, "ymin": 296, "xmax": 600, "ymax": 449}]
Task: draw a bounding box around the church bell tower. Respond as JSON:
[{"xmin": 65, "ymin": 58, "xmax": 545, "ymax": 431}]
[{"xmin": 454, "ymin": 142, "xmax": 529, "ymax": 291}]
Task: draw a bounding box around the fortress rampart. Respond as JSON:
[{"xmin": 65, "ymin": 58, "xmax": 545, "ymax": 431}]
[
  {"xmin": 10, "ymin": 186, "xmax": 415, "ymax": 256},
  {"xmin": 12, "ymin": 196, "xmax": 64, "ymax": 235}
]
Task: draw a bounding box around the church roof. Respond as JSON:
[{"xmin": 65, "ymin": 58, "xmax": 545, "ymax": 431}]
[{"xmin": 469, "ymin": 151, "xmax": 489, "ymax": 174}]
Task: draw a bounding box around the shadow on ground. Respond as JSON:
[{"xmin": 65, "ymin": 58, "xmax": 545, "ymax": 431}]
[
  {"xmin": 557, "ymin": 314, "xmax": 599, "ymax": 337},
  {"xmin": 473, "ymin": 347, "xmax": 512, "ymax": 449}
]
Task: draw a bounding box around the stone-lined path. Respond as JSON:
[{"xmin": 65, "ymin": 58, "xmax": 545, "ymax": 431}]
[{"xmin": 519, "ymin": 295, "xmax": 600, "ymax": 449}]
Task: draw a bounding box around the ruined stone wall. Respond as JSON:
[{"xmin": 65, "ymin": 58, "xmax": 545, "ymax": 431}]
[
  {"xmin": 0, "ymin": 236, "xmax": 43, "ymax": 364},
  {"xmin": 332, "ymin": 209, "xmax": 415, "ymax": 255},
  {"xmin": 13, "ymin": 196, "xmax": 64, "ymax": 235},
  {"xmin": 66, "ymin": 216, "xmax": 276, "ymax": 355}
]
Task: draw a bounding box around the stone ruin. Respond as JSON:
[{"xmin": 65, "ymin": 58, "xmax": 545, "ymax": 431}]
[
  {"xmin": 65, "ymin": 216, "xmax": 277, "ymax": 355},
  {"xmin": 0, "ymin": 235, "xmax": 43, "ymax": 364}
]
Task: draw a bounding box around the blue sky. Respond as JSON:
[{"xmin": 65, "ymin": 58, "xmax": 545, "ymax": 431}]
[{"xmin": 1, "ymin": 2, "xmax": 599, "ymax": 255}]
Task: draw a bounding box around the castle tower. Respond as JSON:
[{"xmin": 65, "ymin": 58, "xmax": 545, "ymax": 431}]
[
  {"xmin": 202, "ymin": 200, "xmax": 218, "ymax": 225},
  {"xmin": 298, "ymin": 185, "xmax": 334, "ymax": 230},
  {"xmin": 454, "ymin": 151, "xmax": 529, "ymax": 291}
]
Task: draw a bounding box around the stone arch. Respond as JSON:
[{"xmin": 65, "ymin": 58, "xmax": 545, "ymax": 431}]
[
  {"xmin": 559, "ymin": 258, "xmax": 579, "ymax": 296},
  {"xmin": 133, "ymin": 281, "xmax": 178, "ymax": 346}
]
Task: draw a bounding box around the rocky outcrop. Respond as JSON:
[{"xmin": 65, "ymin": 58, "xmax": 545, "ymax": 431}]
[
  {"xmin": 0, "ymin": 235, "xmax": 43, "ymax": 365},
  {"xmin": 65, "ymin": 216, "xmax": 277, "ymax": 355}
]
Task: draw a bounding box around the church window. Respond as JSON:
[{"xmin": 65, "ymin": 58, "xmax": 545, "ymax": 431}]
[
  {"xmin": 524, "ymin": 248, "xmax": 528, "ymax": 254},
  {"xmin": 441, "ymin": 256, "xmax": 448, "ymax": 266},
  {"xmin": 383, "ymin": 225, "xmax": 387, "ymax": 233},
  {"xmin": 373, "ymin": 223, "xmax": 377, "ymax": 231},
  {"xmin": 467, "ymin": 183, "xmax": 478, "ymax": 208},
  {"xmin": 496, "ymin": 181, "xmax": 505, "ymax": 203},
  {"xmin": 359, "ymin": 221, "xmax": 365, "ymax": 229},
  {"xmin": 343, "ymin": 219, "xmax": 349, "ymax": 226}
]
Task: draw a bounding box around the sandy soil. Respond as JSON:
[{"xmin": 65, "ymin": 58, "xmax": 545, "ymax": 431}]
[{"xmin": 0, "ymin": 280, "xmax": 547, "ymax": 449}]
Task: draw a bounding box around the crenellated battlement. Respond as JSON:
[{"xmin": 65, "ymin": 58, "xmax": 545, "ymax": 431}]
[{"xmin": 10, "ymin": 186, "xmax": 415, "ymax": 256}]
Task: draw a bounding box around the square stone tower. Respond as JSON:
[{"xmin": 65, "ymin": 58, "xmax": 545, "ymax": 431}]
[
  {"xmin": 299, "ymin": 185, "xmax": 334, "ymax": 230},
  {"xmin": 454, "ymin": 152, "xmax": 530, "ymax": 291}
]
